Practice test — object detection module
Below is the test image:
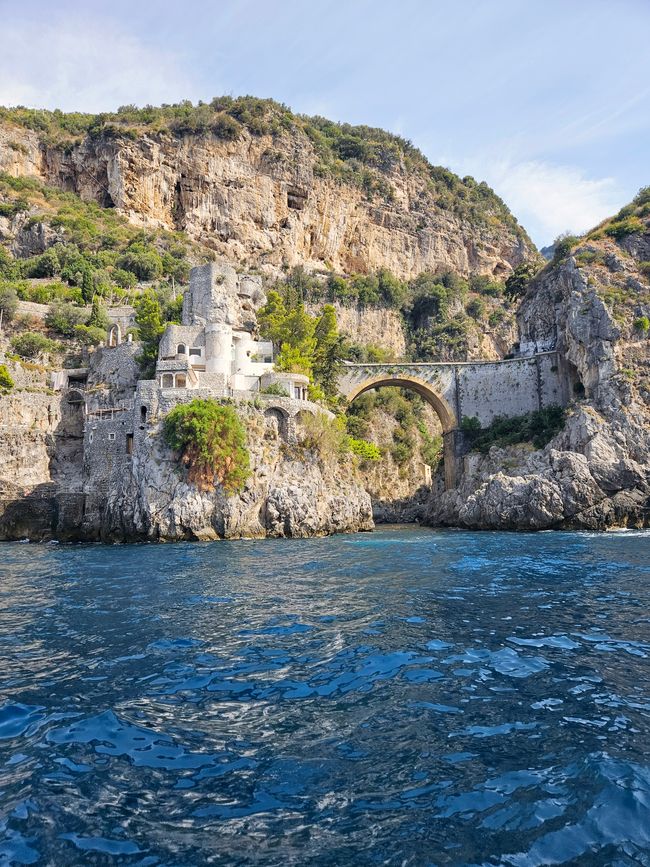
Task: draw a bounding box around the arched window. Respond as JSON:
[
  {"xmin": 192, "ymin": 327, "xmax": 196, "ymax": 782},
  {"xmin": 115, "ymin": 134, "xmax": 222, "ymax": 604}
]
[
  {"xmin": 108, "ymin": 324, "xmax": 121, "ymax": 347},
  {"xmin": 161, "ymin": 373, "xmax": 174, "ymax": 388},
  {"xmin": 175, "ymin": 373, "xmax": 187, "ymax": 388},
  {"xmin": 177, "ymin": 343, "xmax": 186, "ymax": 355}
]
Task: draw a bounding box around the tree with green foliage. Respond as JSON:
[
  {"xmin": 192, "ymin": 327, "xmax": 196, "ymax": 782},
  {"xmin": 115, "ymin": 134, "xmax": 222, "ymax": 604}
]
[
  {"xmin": 552, "ymin": 233, "xmax": 580, "ymax": 263},
  {"xmin": 30, "ymin": 247, "xmax": 60, "ymax": 279},
  {"xmin": 0, "ymin": 284, "xmax": 18, "ymax": 322},
  {"xmin": 117, "ymin": 243, "xmax": 163, "ymax": 281},
  {"xmin": 162, "ymin": 293, "xmax": 184, "ymax": 324},
  {"xmin": 81, "ymin": 269, "xmax": 95, "ymax": 302},
  {"xmin": 377, "ymin": 269, "xmax": 408, "ymax": 307},
  {"xmin": 466, "ymin": 297, "xmax": 486, "ymax": 320},
  {"xmin": 112, "ymin": 268, "xmax": 137, "ymax": 290},
  {"xmin": 163, "ymin": 399, "xmax": 250, "ymax": 494},
  {"xmin": 74, "ymin": 324, "xmax": 108, "ymax": 346},
  {"xmin": 258, "ymin": 290, "xmax": 344, "ymax": 401},
  {"xmin": 45, "ymin": 302, "xmax": 87, "ymax": 336},
  {"xmin": 505, "ymin": 262, "xmax": 539, "ymax": 301},
  {"xmin": 134, "ymin": 289, "xmax": 165, "ymax": 376},
  {"xmin": 312, "ymin": 304, "xmax": 344, "ymax": 399},
  {"xmin": 407, "ymin": 272, "xmax": 451, "ymax": 326},
  {"xmin": 87, "ymin": 296, "xmax": 109, "ymax": 330},
  {"xmin": 256, "ymin": 289, "xmax": 289, "ymax": 344},
  {"xmin": 258, "ymin": 290, "xmax": 317, "ymax": 375}
]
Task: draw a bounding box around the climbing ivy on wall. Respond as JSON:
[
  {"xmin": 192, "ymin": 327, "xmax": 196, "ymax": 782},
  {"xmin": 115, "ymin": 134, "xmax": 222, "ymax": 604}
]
[{"xmin": 163, "ymin": 399, "xmax": 250, "ymax": 494}]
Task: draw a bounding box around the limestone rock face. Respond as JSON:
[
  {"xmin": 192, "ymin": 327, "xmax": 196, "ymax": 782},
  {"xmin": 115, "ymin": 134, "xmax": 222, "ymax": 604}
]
[
  {"xmin": 306, "ymin": 301, "xmax": 407, "ymax": 358},
  {"xmin": 0, "ymin": 122, "xmax": 533, "ymax": 280},
  {"xmin": 95, "ymin": 405, "xmax": 373, "ymax": 541},
  {"xmin": 0, "ymin": 358, "xmax": 86, "ymax": 540},
  {"xmin": 425, "ymin": 226, "xmax": 650, "ymax": 530}
]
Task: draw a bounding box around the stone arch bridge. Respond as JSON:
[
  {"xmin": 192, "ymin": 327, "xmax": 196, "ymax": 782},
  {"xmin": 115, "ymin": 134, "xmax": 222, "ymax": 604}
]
[{"xmin": 337, "ymin": 352, "xmax": 566, "ymax": 488}]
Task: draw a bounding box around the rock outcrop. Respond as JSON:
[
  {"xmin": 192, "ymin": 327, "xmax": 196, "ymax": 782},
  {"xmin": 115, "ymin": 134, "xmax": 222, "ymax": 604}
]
[
  {"xmin": 86, "ymin": 403, "xmax": 372, "ymax": 542},
  {"xmin": 425, "ymin": 215, "xmax": 650, "ymax": 530}
]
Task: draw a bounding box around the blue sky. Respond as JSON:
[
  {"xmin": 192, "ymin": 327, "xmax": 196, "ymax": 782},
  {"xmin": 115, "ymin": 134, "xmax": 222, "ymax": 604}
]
[{"xmin": 1, "ymin": 0, "xmax": 648, "ymax": 247}]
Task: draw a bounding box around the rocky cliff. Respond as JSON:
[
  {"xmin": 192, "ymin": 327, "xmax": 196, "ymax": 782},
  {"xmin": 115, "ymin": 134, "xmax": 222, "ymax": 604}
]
[
  {"xmin": 426, "ymin": 197, "xmax": 650, "ymax": 530},
  {"xmin": 89, "ymin": 403, "xmax": 373, "ymax": 542},
  {"xmin": 0, "ymin": 355, "xmax": 86, "ymax": 540},
  {"xmin": 0, "ymin": 99, "xmax": 535, "ymax": 281}
]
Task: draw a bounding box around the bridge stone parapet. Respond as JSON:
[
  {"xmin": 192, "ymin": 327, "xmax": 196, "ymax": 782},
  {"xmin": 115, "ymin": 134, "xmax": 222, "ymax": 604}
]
[{"xmin": 337, "ymin": 351, "xmax": 565, "ymax": 488}]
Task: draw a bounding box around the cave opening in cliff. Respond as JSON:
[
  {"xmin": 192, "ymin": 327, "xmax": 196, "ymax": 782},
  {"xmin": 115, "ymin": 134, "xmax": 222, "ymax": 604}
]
[
  {"xmin": 287, "ymin": 186, "xmax": 308, "ymax": 210},
  {"xmin": 565, "ymin": 360, "xmax": 585, "ymax": 399},
  {"xmin": 346, "ymin": 385, "xmax": 446, "ymax": 523}
]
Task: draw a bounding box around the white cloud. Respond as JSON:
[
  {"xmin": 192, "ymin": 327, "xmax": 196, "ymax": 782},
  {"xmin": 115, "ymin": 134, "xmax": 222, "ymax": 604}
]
[
  {"xmin": 0, "ymin": 17, "xmax": 203, "ymax": 112},
  {"xmin": 478, "ymin": 159, "xmax": 623, "ymax": 247}
]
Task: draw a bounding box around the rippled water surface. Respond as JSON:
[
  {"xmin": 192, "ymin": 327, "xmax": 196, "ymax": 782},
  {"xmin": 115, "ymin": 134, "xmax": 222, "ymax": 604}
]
[{"xmin": 1, "ymin": 528, "xmax": 649, "ymax": 865}]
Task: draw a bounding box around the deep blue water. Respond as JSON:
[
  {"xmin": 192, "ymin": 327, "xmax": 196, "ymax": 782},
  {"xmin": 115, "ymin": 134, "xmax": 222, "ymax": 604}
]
[{"xmin": 0, "ymin": 528, "xmax": 649, "ymax": 866}]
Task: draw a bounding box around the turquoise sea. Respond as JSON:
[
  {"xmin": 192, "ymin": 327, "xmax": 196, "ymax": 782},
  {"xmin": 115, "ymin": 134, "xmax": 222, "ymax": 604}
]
[{"xmin": 0, "ymin": 527, "xmax": 649, "ymax": 865}]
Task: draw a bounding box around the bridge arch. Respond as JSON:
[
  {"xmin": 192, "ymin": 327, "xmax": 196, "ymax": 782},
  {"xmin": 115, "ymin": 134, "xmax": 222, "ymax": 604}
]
[
  {"xmin": 343, "ymin": 374, "xmax": 460, "ymax": 489},
  {"xmin": 344, "ymin": 374, "xmax": 457, "ymax": 432}
]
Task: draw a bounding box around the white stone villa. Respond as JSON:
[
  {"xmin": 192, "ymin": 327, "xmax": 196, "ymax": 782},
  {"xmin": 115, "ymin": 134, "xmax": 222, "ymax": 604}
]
[
  {"xmin": 101, "ymin": 263, "xmax": 311, "ymax": 401},
  {"xmin": 153, "ymin": 263, "xmax": 310, "ymax": 401}
]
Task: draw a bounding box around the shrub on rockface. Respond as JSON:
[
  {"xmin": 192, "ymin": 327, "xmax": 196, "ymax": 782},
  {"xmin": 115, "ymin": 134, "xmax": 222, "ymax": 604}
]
[
  {"xmin": 349, "ymin": 437, "xmax": 381, "ymax": 463},
  {"xmin": 11, "ymin": 332, "xmax": 60, "ymax": 359},
  {"xmin": 163, "ymin": 399, "xmax": 250, "ymax": 494},
  {"xmin": 298, "ymin": 412, "xmax": 349, "ymax": 461},
  {"xmin": 0, "ymin": 364, "xmax": 14, "ymax": 389},
  {"xmin": 0, "ymin": 284, "xmax": 19, "ymax": 321},
  {"xmin": 462, "ymin": 407, "xmax": 565, "ymax": 454},
  {"xmin": 45, "ymin": 301, "xmax": 87, "ymax": 336}
]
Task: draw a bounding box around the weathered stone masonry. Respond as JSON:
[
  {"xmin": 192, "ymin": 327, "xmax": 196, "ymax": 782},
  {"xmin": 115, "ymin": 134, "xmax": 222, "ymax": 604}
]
[{"xmin": 338, "ymin": 352, "xmax": 565, "ymax": 487}]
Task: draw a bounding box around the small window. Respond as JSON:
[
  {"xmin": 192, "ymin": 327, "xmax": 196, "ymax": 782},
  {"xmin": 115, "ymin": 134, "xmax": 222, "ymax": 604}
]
[
  {"xmin": 177, "ymin": 343, "xmax": 186, "ymax": 355},
  {"xmin": 264, "ymin": 355, "xmax": 272, "ymax": 364},
  {"xmin": 140, "ymin": 405, "xmax": 147, "ymax": 424},
  {"xmin": 126, "ymin": 433, "xmax": 134, "ymax": 455},
  {"xmin": 294, "ymin": 386, "xmax": 301, "ymax": 399},
  {"xmin": 189, "ymin": 347, "xmax": 202, "ymax": 357},
  {"xmin": 108, "ymin": 432, "xmax": 116, "ymax": 442},
  {"xmin": 89, "ymin": 432, "xmax": 94, "ymax": 444},
  {"xmin": 161, "ymin": 373, "xmax": 174, "ymax": 388},
  {"xmin": 175, "ymin": 373, "xmax": 186, "ymax": 388}
]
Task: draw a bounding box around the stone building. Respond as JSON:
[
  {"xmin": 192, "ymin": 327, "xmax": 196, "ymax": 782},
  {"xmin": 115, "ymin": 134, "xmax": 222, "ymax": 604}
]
[{"xmin": 74, "ymin": 263, "xmax": 322, "ymax": 502}]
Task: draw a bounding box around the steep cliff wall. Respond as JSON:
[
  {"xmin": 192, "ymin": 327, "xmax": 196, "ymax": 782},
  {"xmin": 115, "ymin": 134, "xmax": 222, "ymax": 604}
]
[
  {"xmin": 0, "ymin": 100, "xmax": 535, "ymax": 281},
  {"xmin": 0, "ymin": 354, "xmax": 85, "ymax": 539}
]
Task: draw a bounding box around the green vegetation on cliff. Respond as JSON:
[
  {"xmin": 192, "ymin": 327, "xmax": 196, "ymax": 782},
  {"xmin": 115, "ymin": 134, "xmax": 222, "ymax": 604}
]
[
  {"xmin": 461, "ymin": 406, "xmax": 565, "ymax": 454},
  {"xmin": 346, "ymin": 388, "xmax": 443, "ymax": 471},
  {"xmin": 257, "ymin": 288, "xmax": 345, "ymax": 404},
  {"xmin": 164, "ymin": 399, "xmax": 250, "ymax": 494},
  {"xmin": 0, "ymin": 363, "xmax": 14, "ymax": 389},
  {"xmin": 0, "ymin": 172, "xmax": 199, "ymax": 302},
  {"xmin": 272, "ymin": 265, "xmax": 515, "ymax": 363}
]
